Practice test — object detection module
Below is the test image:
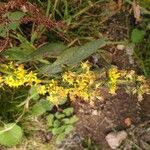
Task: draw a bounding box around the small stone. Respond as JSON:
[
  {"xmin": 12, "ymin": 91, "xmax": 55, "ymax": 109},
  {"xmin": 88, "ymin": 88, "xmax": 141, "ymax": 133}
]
[
  {"xmin": 106, "ymin": 111, "xmax": 111, "ymax": 114},
  {"xmin": 117, "ymin": 45, "xmax": 125, "ymax": 50},
  {"xmin": 105, "ymin": 130, "xmax": 127, "ymax": 149},
  {"xmin": 21, "ymin": 5, "xmax": 28, "ymax": 13},
  {"xmin": 92, "ymin": 110, "xmax": 98, "ymax": 115}
]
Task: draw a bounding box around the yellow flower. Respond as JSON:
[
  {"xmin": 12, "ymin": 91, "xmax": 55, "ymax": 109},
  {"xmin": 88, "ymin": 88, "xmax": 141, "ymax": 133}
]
[
  {"xmin": 81, "ymin": 61, "xmax": 91, "ymax": 71},
  {"xmin": 0, "ymin": 76, "xmax": 4, "ymax": 88},
  {"xmin": 69, "ymin": 87, "xmax": 90, "ymax": 101},
  {"xmin": 25, "ymin": 71, "xmax": 41, "ymax": 85},
  {"xmin": 62, "ymin": 71, "xmax": 75, "ymax": 85},
  {"xmin": 137, "ymin": 75, "xmax": 146, "ymax": 83},
  {"xmin": 37, "ymin": 85, "xmax": 47, "ymax": 95},
  {"xmin": 14, "ymin": 64, "xmax": 26, "ymax": 79},
  {"xmin": 48, "ymin": 79, "xmax": 58, "ymax": 87},
  {"xmin": 108, "ymin": 67, "xmax": 121, "ymax": 94},
  {"xmin": 109, "ymin": 84, "xmax": 117, "ymax": 94},
  {"xmin": 76, "ymin": 72, "xmax": 96, "ymax": 87},
  {"xmin": 3, "ymin": 64, "xmax": 27, "ymax": 88},
  {"xmin": 0, "ymin": 76, "xmax": 3, "ymax": 83},
  {"xmin": 46, "ymin": 79, "xmax": 68, "ymax": 105},
  {"xmin": 108, "ymin": 67, "xmax": 121, "ymax": 83},
  {"xmin": 4, "ymin": 76, "xmax": 25, "ymax": 87},
  {"xmin": 47, "ymin": 94, "xmax": 59, "ymax": 105},
  {"xmin": 125, "ymin": 70, "xmax": 135, "ymax": 81},
  {"xmin": 47, "ymin": 88, "xmax": 67, "ymax": 105}
]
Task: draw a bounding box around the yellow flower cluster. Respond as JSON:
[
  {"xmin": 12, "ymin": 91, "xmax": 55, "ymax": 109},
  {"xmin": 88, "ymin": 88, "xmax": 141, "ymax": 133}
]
[
  {"xmin": 108, "ymin": 67, "xmax": 121, "ymax": 94},
  {"xmin": 0, "ymin": 62, "xmax": 97, "ymax": 105},
  {"xmin": 0, "ymin": 63, "xmax": 41, "ymax": 88},
  {"xmin": 107, "ymin": 68, "xmax": 150, "ymax": 100},
  {"xmin": 46, "ymin": 80, "xmax": 68, "ymax": 105},
  {"xmin": 41, "ymin": 61, "xmax": 96, "ymax": 105},
  {"xmin": 0, "ymin": 76, "xmax": 3, "ymax": 88},
  {"xmin": 1, "ymin": 62, "xmax": 150, "ymax": 105},
  {"xmin": 129, "ymin": 72, "xmax": 150, "ymax": 101},
  {"xmin": 62, "ymin": 61, "xmax": 96, "ymax": 101}
]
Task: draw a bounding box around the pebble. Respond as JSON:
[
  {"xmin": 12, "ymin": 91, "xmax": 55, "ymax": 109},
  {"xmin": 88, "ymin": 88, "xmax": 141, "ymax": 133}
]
[
  {"xmin": 92, "ymin": 110, "xmax": 98, "ymax": 115},
  {"xmin": 105, "ymin": 130, "xmax": 128, "ymax": 149},
  {"xmin": 117, "ymin": 45, "xmax": 125, "ymax": 50}
]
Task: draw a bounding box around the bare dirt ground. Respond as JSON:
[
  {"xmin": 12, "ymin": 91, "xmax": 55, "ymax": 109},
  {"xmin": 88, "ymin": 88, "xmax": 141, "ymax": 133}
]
[{"xmin": 71, "ymin": 12, "xmax": 150, "ymax": 150}]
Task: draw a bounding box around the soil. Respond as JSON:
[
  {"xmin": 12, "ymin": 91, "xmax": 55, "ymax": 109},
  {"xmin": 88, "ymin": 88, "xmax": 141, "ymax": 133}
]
[
  {"xmin": 73, "ymin": 89, "xmax": 150, "ymax": 149},
  {"xmin": 71, "ymin": 12, "xmax": 150, "ymax": 150}
]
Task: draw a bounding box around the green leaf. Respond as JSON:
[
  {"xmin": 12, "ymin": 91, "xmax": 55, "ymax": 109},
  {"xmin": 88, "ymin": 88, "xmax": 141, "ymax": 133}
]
[
  {"xmin": 40, "ymin": 39, "xmax": 106, "ymax": 75},
  {"xmin": 55, "ymin": 112, "xmax": 65, "ymax": 119},
  {"xmin": 63, "ymin": 107, "xmax": 74, "ymax": 116},
  {"xmin": 19, "ymin": 43, "xmax": 67, "ymax": 63},
  {"xmin": 62, "ymin": 118, "xmax": 70, "ymax": 124},
  {"xmin": 5, "ymin": 11, "xmax": 25, "ymax": 21},
  {"xmin": 52, "ymin": 126, "xmax": 65, "ymax": 135},
  {"xmin": 56, "ymin": 133, "xmax": 66, "ymax": 143},
  {"xmin": 0, "ymin": 25, "xmax": 7, "ymax": 37},
  {"xmin": 32, "ymin": 103, "xmax": 46, "ymax": 116},
  {"xmin": 64, "ymin": 125, "xmax": 74, "ymax": 135},
  {"xmin": 42, "ymin": 100, "xmax": 53, "ymax": 110},
  {"xmin": 1, "ymin": 47, "xmax": 33, "ymax": 61},
  {"xmin": 0, "ymin": 123, "xmax": 23, "ymax": 147},
  {"xmin": 131, "ymin": 29, "xmax": 146, "ymax": 44},
  {"xmin": 32, "ymin": 100, "xmax": 53, "ymax": 116},
  {"xmin": 62, "ymin": 116, "xmax": 78, "ymax": 125},
  {"xmin": 47, "ymin": 114, "xmax": 54, "ymax": 127},
  {"xmin": 53, "ymin": 120, "xmax": 61, "ymax": 128},
  {"xmin": 138, "ymin": 0, "xmax": 150, "ymax": 9},
  {"xmin": 19, "ymin": 43, "xmax": 35, "ymax": 52},
  {"xmin": 68, "ymin": 116, "xmax": 79, "ymax": 124},
  {"xmin": 29, "ymin": 86, "xmax": 39, "ymax": 101},
  {"xmin": 7, "ymin": 22, "xmax": 20, "ymax": 30}
]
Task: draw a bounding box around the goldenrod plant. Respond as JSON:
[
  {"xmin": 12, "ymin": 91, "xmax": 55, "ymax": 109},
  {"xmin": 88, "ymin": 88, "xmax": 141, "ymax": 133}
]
[{"xmin": 0, "ymin": 61, "xmax": 149, "ymax": 105}]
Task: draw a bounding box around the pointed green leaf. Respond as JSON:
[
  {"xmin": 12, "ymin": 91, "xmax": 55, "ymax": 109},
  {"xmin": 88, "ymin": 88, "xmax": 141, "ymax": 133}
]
[
  {"xmin": 1, "ymin": 47, "xmax": 33, "ymax": 61},
  {"xmin": 5, "ymin": 11, "xmax": 25, "ymax": 21},
  {"xmin": 19, "ymin": 43, "xmax": 67, "ymax": 63},
  {"xmin": 40, "ymin": 39, "xmax": 106, "ymax": 75}
]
